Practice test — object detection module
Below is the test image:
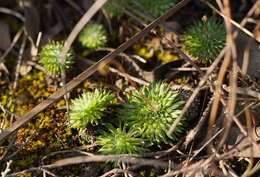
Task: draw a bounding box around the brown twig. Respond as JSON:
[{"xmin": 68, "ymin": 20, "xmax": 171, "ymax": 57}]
[
  {"xmin": 100, "ymin": 168, "xmax": 138, "ymax": 177},
  {"xmin": 45, "ymin": 154, "xmax": 177, "ymax": 169},
  {"xmin": 217, "ymin": 0, "xmax": 238, "ymax": 150},
  {"xmin": 0, "ymin": 7, "xmax": 25, "ymax": 22}
]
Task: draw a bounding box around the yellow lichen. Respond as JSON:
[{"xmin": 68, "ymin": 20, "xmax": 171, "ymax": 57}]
[
  {"xmin": 157, "ymin": 51, "xmax": 179, "ymax": 63},
  {"xmin": 0, "ymin": 70, "xmax": 72, "ymax": 173}
]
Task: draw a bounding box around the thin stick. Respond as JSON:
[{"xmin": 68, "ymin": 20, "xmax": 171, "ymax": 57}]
[
  {"xmin": 218, "ymin": 0, "xmax": 238, "ymax": 149},
  {"xmin": 0, "ymin": 7, "xmax": 25, "ymax": 21},
  {"xmin": 170, "ymin": 67, "xmax": 209, "ymax": 71},
  {"xmin": 1, "ymin": 160, "xmax": 12, "ymax": 177}
]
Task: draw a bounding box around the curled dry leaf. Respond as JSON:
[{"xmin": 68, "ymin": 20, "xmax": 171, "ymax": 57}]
[{"xmin": 19, "ymin": 61, "xmax": 32, "ymax": 76}]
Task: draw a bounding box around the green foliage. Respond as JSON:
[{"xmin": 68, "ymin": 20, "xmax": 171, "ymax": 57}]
[
  {"xmin": 139, "ymin": 0, "xmax": 178, "ymax": 18},
  {"xmin": 117, "ymin": 82, "xmax": 186, "ymax": 146},
  {"xmin": 103, "ymin": 0, "xmax": 130, "ymax": 18},
  {"xmin": 68, "ymin": 89, "xmax": 115, "ymax": 129},
  {"xmin": 103, "ymin": 0, "xmax": 178, "ymax": 19},
  {"xmin": 182, "ymin": 18, "xmax": 226, "ymax": 63},
  {"xmin": 96, "ymin": 123, "xmax": 147, "ymax": 155},
  {"xmin": 39, "ymin": 41, "xmax": 74, "ymax": 75},
  {"xmin": 79, "ymin": 24, "xmax": 107, "ymax": 49}
]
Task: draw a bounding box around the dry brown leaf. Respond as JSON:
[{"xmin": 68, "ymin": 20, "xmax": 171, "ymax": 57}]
[{"xmin": 19, "ymin": 61, "xmax": 32, "ymax": 76}]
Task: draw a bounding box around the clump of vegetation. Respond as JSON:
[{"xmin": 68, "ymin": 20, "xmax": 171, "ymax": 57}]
[
  {"xmin": 39, "ymin": 41, "xmax": 74, "ymax": 75},
  {"xmin": 182, "ymin": 17, "xmax": 226, "ymax": 63},
  {"xmin": 103, "ymin": 0, "xmax": 178, "ymax": 19},
  {"xmin": 67, "ymin": 82, "xmax": 186, "ymax": 151},
  {"xmin": 139, "ymin": 0, "xmax": 178, "ymax": 18},
  {"xmin": 117, "ymin": 82, "xmax": 186, "ymax": 146},
  {"xmin": 103, "ymin": 0, "xmax": 130, "ymax": 18},
  {"xmin": 68, "ymin": 89, "xmax": 115, "ymax": 129},
  {"xmin": 79, "ymin": 23, "xmax": 108, "ymax": 49},
  {"xmin": 96, "ymin": 123, "xmax": 147, "ymax": 155}
]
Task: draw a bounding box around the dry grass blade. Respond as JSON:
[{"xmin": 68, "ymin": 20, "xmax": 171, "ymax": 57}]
[
  {"xmin": 100, "ymin": 168, "xmax": 136, "ymax": 177},
  {"xmin": 45, "ymin": 154, "xmax": 177, "ymax": 169},
  {"xmin": 217, "ymin": 0, "xmax": 238, "ymax": 149},
  {"xmin": 0, "ymin": 7, "xmax": 25, "ymax": 22},
  {"xmin": 0, "ymin": 0, "xmax": 191, "ymax": 141}
]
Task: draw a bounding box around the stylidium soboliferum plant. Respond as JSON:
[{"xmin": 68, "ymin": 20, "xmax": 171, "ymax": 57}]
[
  {"xmin": 68, "ymin": 89, "xmax": 114, "ymax": 129},
  {"xmin": 79, "ymin": 23, "xmax": 108, "ymax": 49},
  {"xmin": 182, "ymin": 17, "xmax": 226, "ymax": 63},
  {"xmin": 96, "ymin": 123, "xmax": 147, "ymax": 155},
  {"xmin": 70, "ymin": 82, "xmax": 187, "ymax": 153},
  {"xmin": 117, "ymin": 82, "xmax": 186, "ymax": 146},
  {"xmin": 39, "ymin": 41, "xmax": 74, "ymax": 75}
]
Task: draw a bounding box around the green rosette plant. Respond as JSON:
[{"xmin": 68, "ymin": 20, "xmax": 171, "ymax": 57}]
[
  {"xmin": 68, "ymin": 89, "xmax": 114, "ymax": 129},
  {"xmin": 182, "ymin": 17, "xmax": 226, "ymax": 63},
  {"xmin": 117, "ymin": 82, "xmax": 186, "ymax": 146},
  {"xmin": 79, "ymin": 23, "xmax": 107, "ymax": 49},
  {"xmin": 96, "ymin": 123, "xmax": 147, "ymax": 155},
  {"xmin": 139, "ymin": 0, "xmax": 178, "ymax": 18},
  {"xmin": 39, "ymin": 41, "xmax": 74, "ymax": 76}
]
